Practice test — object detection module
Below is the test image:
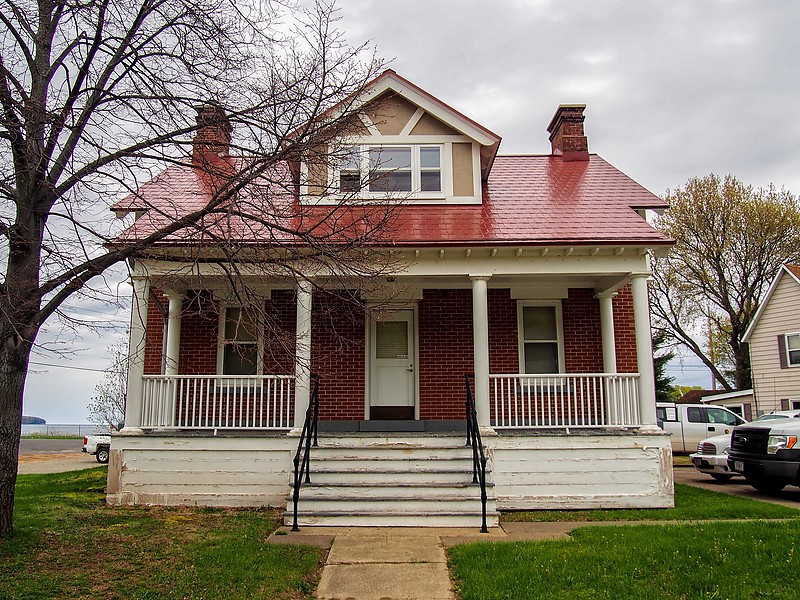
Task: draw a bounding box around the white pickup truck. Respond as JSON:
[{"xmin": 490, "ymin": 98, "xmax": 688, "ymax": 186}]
[
  {"xmin": 82, "ymin": 433, "xmax": 111, "ymax": 464},
  {"xmin": 656, "ymin": 402, "xmax": 745, "ymax": 453}
]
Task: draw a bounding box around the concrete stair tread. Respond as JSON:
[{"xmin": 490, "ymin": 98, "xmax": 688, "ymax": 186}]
[
  {"xmin": 288, "ymin": 494, "xmax": 494, "ymax": 502},
  {"xmin": 284, "ymin": 509, "xmax": 500, "ymax": 517},
  {"xmin": 297, "ymin": 481, "xmax": 493, "ymax": 489}
]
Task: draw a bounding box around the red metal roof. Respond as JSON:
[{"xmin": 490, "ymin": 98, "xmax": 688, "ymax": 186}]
[{"xmin": 111, "ymin": 153, "xmax": 671, "ymax": 248}]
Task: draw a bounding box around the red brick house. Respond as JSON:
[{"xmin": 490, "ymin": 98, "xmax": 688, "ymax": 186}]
[{"xmin": 107, "ymin": 71, "xmax": 674, "ymax": 527}]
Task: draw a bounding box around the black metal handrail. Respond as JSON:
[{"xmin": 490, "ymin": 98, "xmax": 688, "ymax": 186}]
[
  {"xmin": 291, "ymin": 374, "xmax": 320, "ymax": 532},
  {"xmin": 465, "ymin": 373, "xmax": 489, "ymax": 533}
]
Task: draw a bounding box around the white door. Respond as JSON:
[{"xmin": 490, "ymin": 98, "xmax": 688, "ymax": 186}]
[{"xmin": 370, "ymin": 310, "xmax": 416, "ymax": 418}]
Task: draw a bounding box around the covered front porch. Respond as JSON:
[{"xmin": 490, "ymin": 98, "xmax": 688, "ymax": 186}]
[
  {"xmin": 108, "ymin": 251, "xmax": 673, "ymax": 519},
  {"xmin": 121, "ymin": 258, "xmax": 660, "ymax": 435}
]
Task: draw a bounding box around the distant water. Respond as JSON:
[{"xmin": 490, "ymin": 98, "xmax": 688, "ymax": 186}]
[{"xmin": 21, "ymin": 424, "xmax": 108, "ymax": 437}]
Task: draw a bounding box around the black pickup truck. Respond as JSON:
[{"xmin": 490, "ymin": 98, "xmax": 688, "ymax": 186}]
[{"xmin": 727, "ymin": 418, "xmax": 800, "ymax": 493}]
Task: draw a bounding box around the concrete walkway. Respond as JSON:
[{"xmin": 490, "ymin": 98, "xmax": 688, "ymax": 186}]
[{"xmin": 267, "ymin": 523, "xmax": 579, "ymax": 600}]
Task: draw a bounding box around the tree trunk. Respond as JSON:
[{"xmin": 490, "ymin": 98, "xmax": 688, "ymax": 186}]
[
  {"xmin": 0, "ymin": 339, "xmax": 32, "ymax": 536},
  {"xmin": 734, "ymin": 345, "xmax": 752, "ymax": 391}
]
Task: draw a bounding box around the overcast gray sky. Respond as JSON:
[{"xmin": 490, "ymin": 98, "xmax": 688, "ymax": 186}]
[{"xmin": 22, "ymin": 0, "xmax": 800, "ymax": 422}]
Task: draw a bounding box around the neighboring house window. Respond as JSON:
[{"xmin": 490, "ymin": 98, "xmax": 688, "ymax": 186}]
[
  {"xmin": 337, "ymin": 144, "xmax": 442, "ymax": 195},
  {"xmin": 220, "ymin": 307, "xmax": 260, "ymax": 375},
  {"xmin": 518, "ymin": 302, "xmax": 563, "ymax": 374},
  {"xmin": 786, "ymin": 333, "xmax": 800, "ymax": 366}
]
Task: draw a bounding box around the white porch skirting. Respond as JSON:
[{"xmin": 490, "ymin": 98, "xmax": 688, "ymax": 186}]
[{"xmin": 106, "ymin": 430, "xmax": 673, "ymax": 511}]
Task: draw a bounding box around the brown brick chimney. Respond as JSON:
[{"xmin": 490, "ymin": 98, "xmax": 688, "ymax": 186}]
[
  {"xmin": 547, "ymin": 104, "xmax": 589, "ymax": 161},
  {"xmin": 193, "ymin": 102, "xmax": 232, "ymax": 160}
]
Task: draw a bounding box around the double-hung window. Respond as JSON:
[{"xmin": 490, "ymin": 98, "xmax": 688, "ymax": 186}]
[
  {"xmin": 519, "ymin": 303, "xmax": 563, "ymax": 374},
  {"xmin": 786, "ymin": 333, "xmax": 800, "ymax": 367},
  {"xmin": 337, "ymin": 144, "xmax": 442, "ymax": 195},
  {"xmin": 220, "ymin": 307, "xmax": 260, "ymax": 375}
]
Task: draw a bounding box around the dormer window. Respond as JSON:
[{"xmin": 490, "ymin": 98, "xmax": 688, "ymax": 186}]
[{"xmin": 338, "ymin": 144, "xmax": 442, "ymax": 196}]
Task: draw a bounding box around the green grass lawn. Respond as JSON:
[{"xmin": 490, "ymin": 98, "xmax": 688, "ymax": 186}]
[
  {"xmin": 450, "ymin": 521, "xmax": 800, "ymax": 599},
  {"xmin": 1, "ymin": 469, "xmax": 323, "ymax": 599},
  {"xmin": 502, "ymin": 483, "xmax": 800, "ymax": 522},
  {"xmin": 453, "ymin": 484, "xmax": 800, "ymax": 599}
]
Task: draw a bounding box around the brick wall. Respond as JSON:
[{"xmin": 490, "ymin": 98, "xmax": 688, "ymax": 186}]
[
  {"xmin": 178, "ymin": 290, "xmax": 220, "ymax": 374},
  {"xmin": 312, "ymin": 293, "xmax": 366, "ymax": 420},
  {"xmin": 613, "ymin": 285, "xmax": 638, "ymax": 373},
  {"xmin": 488, "ymin": 289, "xmax": 520, "ymax": 374},
  {"xmin": 263, "ymin": 290, "xmax": 297, "ymax": 374},
  {"xmin": 143, "ymin": 290, "xmax": 166, "ymax": 375},
  {"xmin": 416, "ymin": 288, "xmax": 518, "ymax": 419},
  {"xmin": 562, "ymin": 288, "xmax": 604, "ymax": 373},
  {"xmin": 418, "ymin": 289, "xmax": 473, "ymax": 419}
]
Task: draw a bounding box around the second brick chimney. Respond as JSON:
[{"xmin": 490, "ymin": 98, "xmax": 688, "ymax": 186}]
[
  {"xmin": 547, "ymin": 104, "xmax": 589, "ymax": 161},
  {"xmin": 193, "ymin": 102, "xmax": 232, "ymax": 160}
]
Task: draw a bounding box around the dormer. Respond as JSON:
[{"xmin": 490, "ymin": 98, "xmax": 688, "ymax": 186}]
[{"xmin": 301, "ymin": 70, "xmax": 501, "ymax": 205}]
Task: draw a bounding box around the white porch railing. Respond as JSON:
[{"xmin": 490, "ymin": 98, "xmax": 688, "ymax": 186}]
[
  {"xmin": 489, "ymin": 373, "xmax": 640, "ymax": 429},
  {"xmin": 141, "ymin": 375, "xmax": 294, "ymax": 429}
]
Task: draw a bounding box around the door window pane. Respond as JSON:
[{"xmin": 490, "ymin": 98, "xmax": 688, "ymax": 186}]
[{"xmin": 376, "ymin": 321, "xmax": 408, "ymax": 359}]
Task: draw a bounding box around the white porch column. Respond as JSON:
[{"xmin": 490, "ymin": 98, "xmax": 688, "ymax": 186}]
[
  {"xmin": 164, "ymin": 291, "xmax": 183, "ymax": 376},
  {"xmin": 292, "ymin": 279, "xmax": 313, "ymax": 431},
  {"xmin": 631, "ymin": 273, "xmax": 658, "ymax": 429},
  {"xmin": 471, "ymin": 276, "xmax": 492, "ymax": 430},
  {"xmin": 122, "ymin": 276, "xmax": 149, "ymax": 432},
  {"xmin": 596, "ymin": 291, "xmax": 618, "ymax": 374}
]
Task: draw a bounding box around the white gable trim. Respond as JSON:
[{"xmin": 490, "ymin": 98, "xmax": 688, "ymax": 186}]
[
  {"xmin": 359, "ymin": 112, "xmax": 380, "ymax": 136},
  {"xmin": 399, "ymin": 108, "xmax": 425, "ymax": 136},
  {"xmin": 350, "ymin": 73, "xmax": 499, "ymax": 147},
  {"xmin": 743, "ymin": 265, "xmax": 800, "ymax": 342}
]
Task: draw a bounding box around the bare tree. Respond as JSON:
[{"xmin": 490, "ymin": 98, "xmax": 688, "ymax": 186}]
[
  {"xmin": 87, "ymin": 338, "xmax": 127, "ymax": 431},
  {"xmin": 0, "ymin": 0, "xmax": 391, "ymax": 535},
  {"xmin": 650, "ymin": 174, "xmax": 800, "ymax": 392}
]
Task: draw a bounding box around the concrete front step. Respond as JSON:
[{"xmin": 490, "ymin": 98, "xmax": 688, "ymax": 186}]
[
  {"xmin": 309, "ymin": 447, "xmax": 475, "ymax": 460},
  {"xmin": 283, "ymin": 436, "xmax": 497, "ymax": 528},
  {"xmin": 288, "ymin": 496, "xmax": 489, "ymax": 513},
  {"xmin": 289, "ymin": 482, "xmax": 492, "ymax": 500},
  {"xmin": 283, "ymin": 511, "xmax": 500, "ymax": 528},
  {"xmin": 313, "ymin": 435, "xmax": 469, "ymax": 449},
  {"xmin": 309, "ymin": 469, "xmax": 474, "ymax": 484}
]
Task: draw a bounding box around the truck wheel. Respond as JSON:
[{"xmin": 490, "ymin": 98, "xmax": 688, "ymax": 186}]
[
  {"xmin": 96, "ymin": 447, "xmax": 110, "ymax": 464},
  {"xmin": 710, "ymin": 474, "xmax": 733, "ymax": 482},
  {"xmin": 746, "ymin": 475, "xmax": 785, "ymax": 494}
]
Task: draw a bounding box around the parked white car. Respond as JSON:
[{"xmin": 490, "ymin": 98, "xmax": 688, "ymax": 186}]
[
  {"xmin": 690, "ymin": 434, "xmax": 738, "ymax": 481},
  {"xmin": 689, "ymin": 410, "xmax": 800, "ymax": 481}
]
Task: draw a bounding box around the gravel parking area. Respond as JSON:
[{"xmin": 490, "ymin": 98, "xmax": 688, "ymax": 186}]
[{"xmin": 17, "ymin": 438, "xmax": 100, "ymax": 474}]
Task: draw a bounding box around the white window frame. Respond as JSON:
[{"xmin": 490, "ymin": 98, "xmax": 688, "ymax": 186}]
[
  {"xmin": 333, "ymin": 143, "xmax": 445, "ymax": 199},
  {"xmin": 516, "ymin": 300, "xmax": 565, "ymax": 374},
  {"xmin": 785, "ymin": 332, "xmax": 800, "ymax": 367},
  {"xmin": 216, "ymin": 305, "xmax": 263, "ymax": 376}
]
